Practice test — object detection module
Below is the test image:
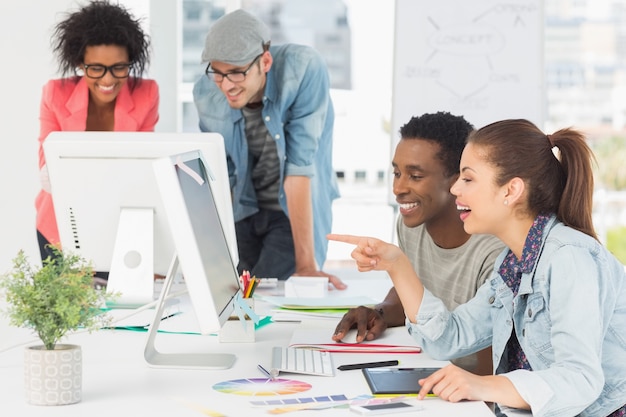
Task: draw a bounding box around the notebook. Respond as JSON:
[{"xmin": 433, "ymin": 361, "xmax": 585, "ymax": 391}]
[
  {"xmin": 362, "ymin": 367, "xmax": 440, "ymax": 394},
  {"xmin": 288, "ymin": 324, "xmax": 422, "ymax": 354}
]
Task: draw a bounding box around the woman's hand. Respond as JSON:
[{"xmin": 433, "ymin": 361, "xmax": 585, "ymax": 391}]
[
  {"xmin": 326, "ymin": 234, "xmax": 405, "ymax": 273},
  {"xmin": 418, "ymin": 364, "xmax": 530, "ymax": 410},
  {"xmin": 418, "ymin": 364, "xmax": 485, "ymax": 402}
]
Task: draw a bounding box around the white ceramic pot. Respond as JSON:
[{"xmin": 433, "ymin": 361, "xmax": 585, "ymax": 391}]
[{"xmin": 24, "ymin": 344, "xmax": 82, "ymax": 405}]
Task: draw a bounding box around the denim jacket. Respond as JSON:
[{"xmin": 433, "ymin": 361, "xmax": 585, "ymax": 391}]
[
  {"xmin": 407, "ymin": 216, "xmax": 626, "ymax": 417},
  {"xmin": 193, "ymin": 44, "xmax": 339, "ymax": 269}
]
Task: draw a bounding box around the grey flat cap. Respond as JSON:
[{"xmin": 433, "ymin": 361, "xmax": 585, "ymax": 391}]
[{"xmin": 201, "ymin": 9, "xmax": 270, "ymax": 65}]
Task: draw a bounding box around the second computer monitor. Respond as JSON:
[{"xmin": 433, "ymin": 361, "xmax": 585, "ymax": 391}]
[{"xmin": 44, "ymin": 131, "xmax": 236, "ymax": 307}]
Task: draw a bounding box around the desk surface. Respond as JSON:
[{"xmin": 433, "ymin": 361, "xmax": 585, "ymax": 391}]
[{"xmin": 0, "ymin": 273, "xmax": 497, "ymax": 416}]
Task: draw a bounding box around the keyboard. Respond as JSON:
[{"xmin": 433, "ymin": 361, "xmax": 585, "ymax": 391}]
[{"xmin": 271, "ymin": 346, "xmax": 335, "ymax": 377}]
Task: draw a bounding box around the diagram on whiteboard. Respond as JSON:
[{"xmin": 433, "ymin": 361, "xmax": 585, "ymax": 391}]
[{"xmin": 392, "ymin": 0, "xmax": 543, "ymax": 131}]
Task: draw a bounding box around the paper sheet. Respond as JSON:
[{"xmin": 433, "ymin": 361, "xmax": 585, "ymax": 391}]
[
  {"xmin": 260, "ymin": 295, "xmax": 379, "ymax": 309},
  {"xmin": 288, "ymin": 321, "xmax": 422, "ymax": 353}
]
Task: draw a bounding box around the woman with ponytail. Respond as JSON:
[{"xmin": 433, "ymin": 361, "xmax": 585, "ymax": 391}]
[{"xmin": 328, "ymin": 119, "xmax": 626, "ymax": 417}]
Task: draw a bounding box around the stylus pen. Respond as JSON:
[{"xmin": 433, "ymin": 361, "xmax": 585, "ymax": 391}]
[
  {"xmin": 257, "ymin": 364, "xmax": 277, "ymax": 380},
  {"xmin": 337, "ymin": 360, "xmax": 399, "ymax": 371}
]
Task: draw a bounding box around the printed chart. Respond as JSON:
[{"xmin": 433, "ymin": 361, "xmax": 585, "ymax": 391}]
[
  {"xmin": 212, "ymin": 378, "xmax": 312, "ymax": 396},
  {"xmin": 250, "ymin": 394, "xmax": 348, "ymax": 406}
]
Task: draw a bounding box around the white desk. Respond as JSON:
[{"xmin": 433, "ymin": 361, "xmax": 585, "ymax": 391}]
[{"xmin": 0, "ymin": 274, "xmax": 496, "ymax": 416}]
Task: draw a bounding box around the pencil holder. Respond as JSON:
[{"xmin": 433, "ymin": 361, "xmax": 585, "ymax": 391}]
[{"xmin": 219, "ymin": 298, "xmax": 255, "ymax": 343}]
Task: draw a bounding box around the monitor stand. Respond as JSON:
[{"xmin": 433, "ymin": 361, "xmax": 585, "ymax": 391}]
[
  {"xmin": 143, "ymin": 254, "xmax": 237, "ymax": 369},
  {"xmin": 106, "ymin": 208, "xmax": 155, "ymax": 308}
]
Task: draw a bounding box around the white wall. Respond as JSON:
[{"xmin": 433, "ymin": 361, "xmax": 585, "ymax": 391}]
[{"xmin": 0, "ymin": 1, "xmax": 73, "ymax": 272}]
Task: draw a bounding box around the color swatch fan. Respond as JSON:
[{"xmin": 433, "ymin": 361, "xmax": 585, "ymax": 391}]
[{"xmin": 212, "ymin": 378, "xmax": 312, "ymax": 396}]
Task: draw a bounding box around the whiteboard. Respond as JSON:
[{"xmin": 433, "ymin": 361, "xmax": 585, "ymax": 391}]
[
  {"xmin": 389, "ymin": 0, "xmax": 544, "ymax": 204},
  {"xmin": 391, "ymin": 0, "xmax": 544, "ymax": 131}
]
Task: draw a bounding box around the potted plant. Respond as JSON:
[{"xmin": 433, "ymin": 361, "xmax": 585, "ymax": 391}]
[{"xmin": 0, "ymin": 246, "xmax": 113, "ymax": 406}]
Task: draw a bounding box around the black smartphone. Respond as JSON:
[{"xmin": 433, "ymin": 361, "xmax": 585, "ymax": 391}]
[{"xmin": 350, "ymin": 401, "xmax": 422, "ymax": 415}]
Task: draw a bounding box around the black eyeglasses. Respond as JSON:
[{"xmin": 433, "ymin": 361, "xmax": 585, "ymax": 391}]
[
  {"xmin": 80, "ymin": 63, "xmax": 132, "ymax": 79},
  {"xmin": 205, "ymin": 54, "xmax": 263, "ymax": 83}
]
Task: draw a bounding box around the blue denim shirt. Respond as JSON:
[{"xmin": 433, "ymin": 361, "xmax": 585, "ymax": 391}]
[
  {"xmin": 193, "ymin": 44, "xmax": 340, "ymax": 269},
  {"xmin": 406, "ymin": 216, "xmax": 626, "ymax": 417}
]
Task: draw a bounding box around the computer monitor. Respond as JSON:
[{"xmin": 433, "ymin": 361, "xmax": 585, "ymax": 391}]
[
  {"xmin": 144, "ymin": 150, "xmax": 243, "ymax": 369},
  {"xmin": 43, "ymin": 131, "xmax": 237, "ymax": 308}
]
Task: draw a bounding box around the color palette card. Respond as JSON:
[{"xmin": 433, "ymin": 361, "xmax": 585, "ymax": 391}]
[{"xmin": 212, "ymin": 378, "xmax": 311, "ymax": 396}]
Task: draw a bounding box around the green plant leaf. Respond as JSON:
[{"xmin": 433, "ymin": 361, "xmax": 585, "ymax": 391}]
[{"xmin": 0, "ymin": 247, "xmax": 116, "ymax": 350}]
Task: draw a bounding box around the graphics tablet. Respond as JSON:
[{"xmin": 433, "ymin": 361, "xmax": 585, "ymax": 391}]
[{"xmin": 362, "ymin": 367, "xmax": 440, "ymax": 395}]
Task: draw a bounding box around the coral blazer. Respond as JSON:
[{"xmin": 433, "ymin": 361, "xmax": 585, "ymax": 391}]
[{"xmin": 35, "ymin": 76, "xmax": 159, "ymax": 244}]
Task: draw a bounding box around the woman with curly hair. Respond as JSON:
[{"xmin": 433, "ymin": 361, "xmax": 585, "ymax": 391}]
[{"xmin": 36, "ymin": 0, "xmax": 159, "ymax": 262}]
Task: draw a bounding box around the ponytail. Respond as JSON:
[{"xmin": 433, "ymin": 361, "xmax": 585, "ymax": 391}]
[
  {"xmin": 468, "ymin": 119, "xmax": 597, "ymax": 239},
  {"xmin": 549, "ymin": 129, "xmax": 597, "ymax": 239}
]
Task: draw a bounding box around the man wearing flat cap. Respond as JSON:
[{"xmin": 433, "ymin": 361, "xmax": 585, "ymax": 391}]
[{"xmin": 193, "ymin": 9, "xmax": 345, "ymax": 289}]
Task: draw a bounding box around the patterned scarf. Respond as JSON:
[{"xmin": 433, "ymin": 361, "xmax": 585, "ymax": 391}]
[{"xmin": 497, "ymin": 214, "xmax": 551, "ymax": 371}]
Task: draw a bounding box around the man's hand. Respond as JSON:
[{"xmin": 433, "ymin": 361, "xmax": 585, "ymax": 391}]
[
  {"xmin": 292, "ymin": 269, "xmax": 347, "ymax": 290},
  {"xmin": 332, "ymin": 306, "xmax": 387, "ymax": 343}
]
